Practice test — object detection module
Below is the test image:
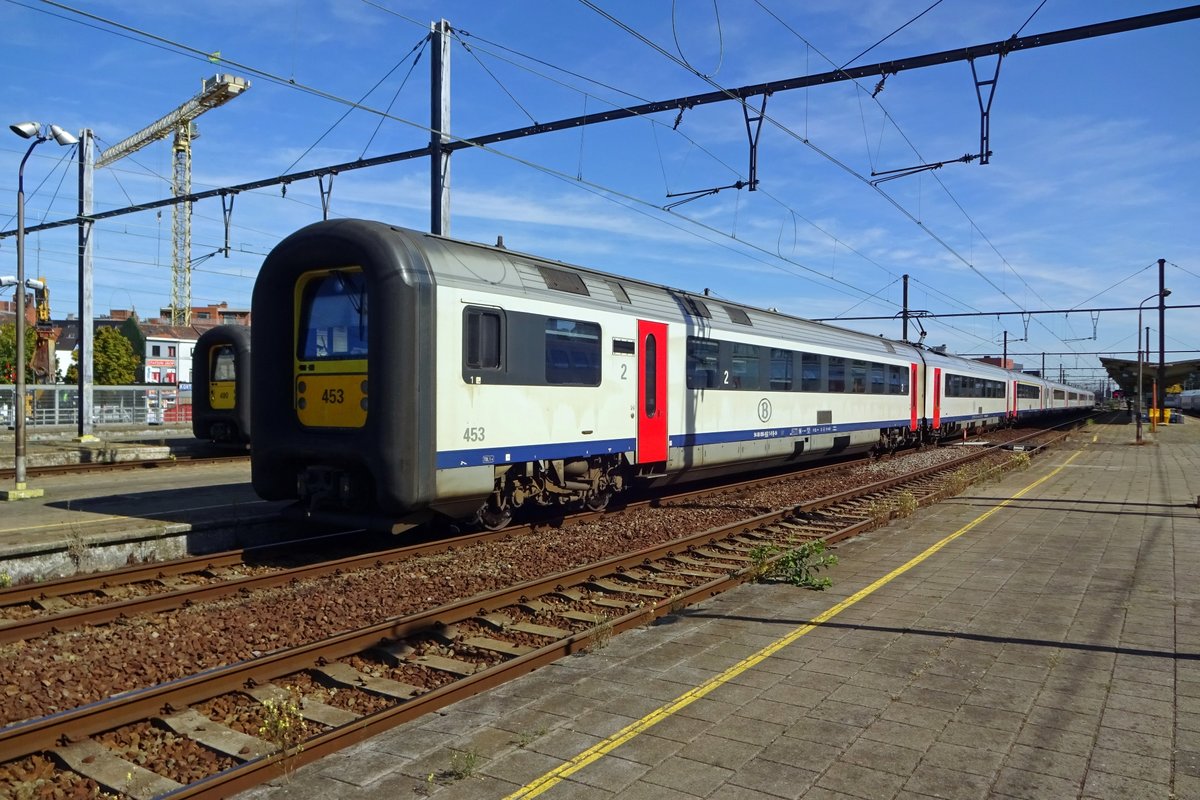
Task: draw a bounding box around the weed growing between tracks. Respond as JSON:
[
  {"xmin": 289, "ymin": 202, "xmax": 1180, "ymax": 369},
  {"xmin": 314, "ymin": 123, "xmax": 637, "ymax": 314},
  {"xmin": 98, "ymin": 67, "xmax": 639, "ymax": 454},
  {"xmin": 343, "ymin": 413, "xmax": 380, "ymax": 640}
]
[
  {"xmin": 750, "ymin": 541, "xmax": 839, "ymax": 590},
  {"xmin": 258, "ymin": 690, "xmax": 308, "ymax": 781}
]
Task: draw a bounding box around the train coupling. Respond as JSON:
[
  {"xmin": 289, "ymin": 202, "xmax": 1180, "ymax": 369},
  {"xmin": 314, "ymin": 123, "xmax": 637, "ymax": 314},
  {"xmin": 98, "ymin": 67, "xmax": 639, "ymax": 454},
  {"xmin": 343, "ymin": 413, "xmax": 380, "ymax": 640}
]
[{"xmin": 298, "ymin": 465, "xmax": 355, "ymax": 509}]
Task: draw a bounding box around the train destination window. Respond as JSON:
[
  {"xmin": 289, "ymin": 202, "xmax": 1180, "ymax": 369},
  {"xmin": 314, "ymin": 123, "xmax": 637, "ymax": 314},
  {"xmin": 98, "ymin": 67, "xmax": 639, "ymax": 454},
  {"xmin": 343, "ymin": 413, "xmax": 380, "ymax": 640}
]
[
  {"xmin": 464, "ymin": 308, "xmax": 504, "ymax": 370},
  {"xmin": 299, "ymin": 269, "xmax": 368, "ymax": 360},
  {"xmin": 545, "ymin": 318, "xmax": 601, "ymax": 385},
  {"xmin": 612, "ymin": 338, "xmax": 635, "ymax": 355}
]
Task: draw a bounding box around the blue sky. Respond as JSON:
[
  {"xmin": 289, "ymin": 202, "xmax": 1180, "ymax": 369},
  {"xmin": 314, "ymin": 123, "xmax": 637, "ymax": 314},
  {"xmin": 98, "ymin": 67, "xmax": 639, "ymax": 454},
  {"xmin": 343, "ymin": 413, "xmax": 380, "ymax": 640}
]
[{"xmin": 2, "ymin": 0, "xmax": 1197, "ymax": 389}]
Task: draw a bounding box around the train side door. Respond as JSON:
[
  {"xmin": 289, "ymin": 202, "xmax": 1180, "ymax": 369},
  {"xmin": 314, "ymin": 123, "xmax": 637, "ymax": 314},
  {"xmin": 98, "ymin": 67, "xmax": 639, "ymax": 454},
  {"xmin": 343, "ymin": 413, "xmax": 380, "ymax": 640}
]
[
  {"xmin": 636, "ymin": 320, "xmax": 668, "ymax": 463},
  {"xmin": 932, "ymin": 367, "xmax": 942, "ymax": 430}
]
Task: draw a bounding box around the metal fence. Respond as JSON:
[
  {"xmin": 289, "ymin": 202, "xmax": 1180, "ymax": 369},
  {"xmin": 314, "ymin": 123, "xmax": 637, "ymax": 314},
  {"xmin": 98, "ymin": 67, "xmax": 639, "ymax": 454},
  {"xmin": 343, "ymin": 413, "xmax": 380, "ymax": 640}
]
[{"xmin": 0, "ymin": 385, "xmax": 190, "ymax": 428}]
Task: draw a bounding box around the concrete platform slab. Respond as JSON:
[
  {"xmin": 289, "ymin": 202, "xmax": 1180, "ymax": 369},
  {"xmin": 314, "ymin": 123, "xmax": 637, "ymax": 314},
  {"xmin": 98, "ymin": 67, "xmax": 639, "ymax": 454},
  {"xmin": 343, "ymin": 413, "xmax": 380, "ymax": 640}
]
[{"xmin": 228, "ymin": 415, "xmax": 1200, "ymax": 799}]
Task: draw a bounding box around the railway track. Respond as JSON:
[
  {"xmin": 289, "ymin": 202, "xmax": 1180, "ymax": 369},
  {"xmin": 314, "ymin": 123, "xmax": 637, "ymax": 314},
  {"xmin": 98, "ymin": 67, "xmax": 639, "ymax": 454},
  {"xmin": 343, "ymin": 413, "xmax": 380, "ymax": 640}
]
[
  {"xmin": 0, "ymin": 451, "xmax": 249, "ymax": 481},
  {"xmin": 0, "ymin": 424, "xmax": 1076, "ymax": 799},
  {"xmin": 0, "ymin": 427, "xmax": 1058, "ymax": 645},
  {"xmin": 0, "ymin": 452, "xmax": 881, "ymax": 644}
]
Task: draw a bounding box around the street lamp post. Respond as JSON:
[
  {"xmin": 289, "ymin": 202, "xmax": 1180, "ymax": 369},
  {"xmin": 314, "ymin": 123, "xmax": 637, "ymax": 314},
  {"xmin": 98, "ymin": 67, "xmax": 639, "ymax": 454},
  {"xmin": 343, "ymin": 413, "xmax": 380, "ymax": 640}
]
[
  {"xmin": 3, "ymin": 121, "xmax": 77, "ymax": 501},
  {"xmin": 1136, "ymin": 288, "xmax": 1170, "ymax": 445}
]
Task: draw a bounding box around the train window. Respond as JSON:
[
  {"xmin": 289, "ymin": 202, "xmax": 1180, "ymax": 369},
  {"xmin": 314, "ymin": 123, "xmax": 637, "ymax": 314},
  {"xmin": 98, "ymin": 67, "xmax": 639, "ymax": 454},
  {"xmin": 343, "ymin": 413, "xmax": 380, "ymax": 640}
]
[
  {"xmin": 464, "ymin": 308, "xmax": 504, "ymax": 370},
  {"xmin": 545, "ymin": 318, "xmax": 600, "ymax": 385},
  {"xmin": 849, "ymin": 360, "xmax": 868, "ymax": 393},
  {"xmin": 888, "ymin": 365, "xmax": 909, "ymax": 395},
  {"xmin": 1018, "ymin": 384, "xmax": 1040, "ymax": 399},
  {"xmin": 1053, "ymin": 389, "xmax": 1065, "ymax": 400},
  {"xmin": 729, "ymin": 343, "xmax": 761, "ymax": 390},
  {"xmin": 644, "ymin": 333, "xmax": 658, "ymax": 417},
  {"xmin": 298, "ymin": 270, "xmax": 368, "ymax": 360},
  {"xmin": 211, "ymin": 345, "xmax": 236, "ymax": 381},
  {"xmin": 869, "ymin": 362, "xmax": 886, "ymax": 394},
  {"xmin": 686, "ymin": 337, "xmax": 720, "ymax": 389},
  {"xmin": 828, "ymin": 357, "xmax": 846, "ymax": 393},
  {"xmin": 800, "ymin": 353, "xmax": 824, "ymax": 392},
  {"xmin": 770, "ymin": 349, "xmax": 793, "ymax": 391}
]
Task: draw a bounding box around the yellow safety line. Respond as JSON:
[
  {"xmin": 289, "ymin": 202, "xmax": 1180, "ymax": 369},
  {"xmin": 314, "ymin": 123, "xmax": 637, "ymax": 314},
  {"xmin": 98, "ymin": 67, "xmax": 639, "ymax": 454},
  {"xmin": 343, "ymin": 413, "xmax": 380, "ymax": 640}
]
[{"xmin": 505, "ymin": 442, "xmax": 1090, "ymax": 799}]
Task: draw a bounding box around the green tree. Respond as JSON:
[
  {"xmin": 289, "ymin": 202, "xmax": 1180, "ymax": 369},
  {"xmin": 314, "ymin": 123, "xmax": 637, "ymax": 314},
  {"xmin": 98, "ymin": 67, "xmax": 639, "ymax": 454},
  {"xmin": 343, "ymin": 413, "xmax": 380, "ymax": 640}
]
[
  {"xmin": 118, "ymin": 315, "xmax": 146, "ymax": 363},
  {"xmin": 65, "ymin": 326, "xmax": 140, "ymax": 385},
  {"xmin": 0, "ymin": 322, "xmax": 37, "ymax": 384}
]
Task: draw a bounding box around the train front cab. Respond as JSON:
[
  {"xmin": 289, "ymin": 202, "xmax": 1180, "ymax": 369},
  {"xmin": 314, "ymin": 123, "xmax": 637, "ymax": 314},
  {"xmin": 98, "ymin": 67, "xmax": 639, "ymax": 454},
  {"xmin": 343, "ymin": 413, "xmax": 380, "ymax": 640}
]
[
  {"xmin": 251, "ymin": 220, "xmax": 437, "ymax": 521},
  {"xmin": 192, "ymin": 324, "xmax": 251, "ymax": 444}
]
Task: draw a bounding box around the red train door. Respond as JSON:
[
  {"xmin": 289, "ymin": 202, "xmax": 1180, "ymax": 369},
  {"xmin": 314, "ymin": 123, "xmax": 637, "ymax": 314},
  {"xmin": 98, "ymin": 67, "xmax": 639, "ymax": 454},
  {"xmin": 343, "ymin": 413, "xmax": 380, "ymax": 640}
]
[
  {"xmin": 932, "ymin": 367, "xmax": 942, "ymax": 430},
  {"xmin": 909, "ymin": 363, "xmax": 919, "ymax": 431},
  {"xmin": 636, "ymin": 320, "xmax": 668, "ymax": 463}
]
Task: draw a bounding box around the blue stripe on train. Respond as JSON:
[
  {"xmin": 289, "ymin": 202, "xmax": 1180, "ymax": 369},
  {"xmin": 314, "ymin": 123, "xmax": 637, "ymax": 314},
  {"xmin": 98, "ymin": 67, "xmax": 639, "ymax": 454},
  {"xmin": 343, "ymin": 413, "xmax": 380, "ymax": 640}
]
[{"xmin": 434, "ymin": 415, "xmax": 963, "ymax": 469}]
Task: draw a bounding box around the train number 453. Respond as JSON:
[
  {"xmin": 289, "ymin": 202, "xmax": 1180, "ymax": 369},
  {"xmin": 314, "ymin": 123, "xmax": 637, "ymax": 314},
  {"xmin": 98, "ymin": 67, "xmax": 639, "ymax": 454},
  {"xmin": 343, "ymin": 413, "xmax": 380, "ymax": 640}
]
[
  {"xmin": 462, "ymin": 426, "xmax": 486, "ymax": 442},
  {"xmin": 321, "ymin": 388, "xmax": 345, "ymax": 404}
]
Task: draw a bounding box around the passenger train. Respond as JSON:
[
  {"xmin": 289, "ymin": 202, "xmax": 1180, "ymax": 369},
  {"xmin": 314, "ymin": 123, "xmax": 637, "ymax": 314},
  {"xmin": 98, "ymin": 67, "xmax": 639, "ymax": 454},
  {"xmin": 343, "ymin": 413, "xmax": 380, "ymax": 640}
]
[
  {"xmin": 192, "ymin": 324, "xmax": 252, "ymax": 445},
  {"xmin": 250, "ymin": 220, "xmax": 1093, "ymax": 530}
]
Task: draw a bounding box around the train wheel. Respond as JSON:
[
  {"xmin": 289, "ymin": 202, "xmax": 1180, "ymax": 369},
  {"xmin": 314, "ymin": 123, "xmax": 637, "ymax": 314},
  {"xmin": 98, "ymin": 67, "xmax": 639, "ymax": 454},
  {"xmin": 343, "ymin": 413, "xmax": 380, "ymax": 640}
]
[
  {"xmin": 585, "ymin": 490, "xmax": 611, "ymax": 512},
  {"xmin": 477, "ymin": 505, "xmax": 512, "ymax": 531}
]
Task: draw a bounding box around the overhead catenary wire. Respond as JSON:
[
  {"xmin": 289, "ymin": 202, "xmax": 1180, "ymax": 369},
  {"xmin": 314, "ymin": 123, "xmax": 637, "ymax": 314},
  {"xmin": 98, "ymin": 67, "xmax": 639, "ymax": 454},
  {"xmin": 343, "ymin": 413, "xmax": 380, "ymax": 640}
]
[
  {"xmin": 4, "ymin": 0, "xmax": 944, "ymax": 320},
  {"xmin": 7, "ymin": 0, "xmax": 1191, "ymax": 363}
]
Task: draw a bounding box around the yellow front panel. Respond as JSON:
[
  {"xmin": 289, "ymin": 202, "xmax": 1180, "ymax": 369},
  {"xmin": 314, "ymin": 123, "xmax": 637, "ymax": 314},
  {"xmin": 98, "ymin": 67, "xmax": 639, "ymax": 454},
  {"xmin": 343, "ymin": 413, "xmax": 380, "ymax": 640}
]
[
  {"xmin": 296, "ymin": 373, "xmax": 368, "ymax": 428},
  {"xmin": 210, "ymin": 380, "xmax": 236, "ymax": 410}
]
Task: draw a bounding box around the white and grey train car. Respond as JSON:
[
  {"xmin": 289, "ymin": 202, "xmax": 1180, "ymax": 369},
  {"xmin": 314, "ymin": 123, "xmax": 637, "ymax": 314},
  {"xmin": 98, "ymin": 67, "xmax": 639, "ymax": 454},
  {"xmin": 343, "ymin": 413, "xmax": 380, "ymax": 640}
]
[{"xmin": 250, "ymin": 220, "xmax": 1090, "ymax": 529}]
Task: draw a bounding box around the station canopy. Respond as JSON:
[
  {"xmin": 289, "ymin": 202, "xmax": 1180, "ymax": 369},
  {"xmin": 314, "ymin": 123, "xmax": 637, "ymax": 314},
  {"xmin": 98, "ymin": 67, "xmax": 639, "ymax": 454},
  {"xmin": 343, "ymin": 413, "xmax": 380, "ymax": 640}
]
[{"xmin": 1098, "ymin": 357, "xmax": 1200, "ymax": 397}]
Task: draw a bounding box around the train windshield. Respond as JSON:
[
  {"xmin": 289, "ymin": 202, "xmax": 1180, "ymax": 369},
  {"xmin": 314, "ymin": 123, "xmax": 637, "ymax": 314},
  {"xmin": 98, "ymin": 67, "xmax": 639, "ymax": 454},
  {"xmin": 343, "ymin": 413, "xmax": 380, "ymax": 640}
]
[
  {"xmin": 211, "ymin": 345, "xmax": 236, "ymax": 381},
  {"xmin": 298, "ymin": 269, "xmax": 368, "ymax": 360}
]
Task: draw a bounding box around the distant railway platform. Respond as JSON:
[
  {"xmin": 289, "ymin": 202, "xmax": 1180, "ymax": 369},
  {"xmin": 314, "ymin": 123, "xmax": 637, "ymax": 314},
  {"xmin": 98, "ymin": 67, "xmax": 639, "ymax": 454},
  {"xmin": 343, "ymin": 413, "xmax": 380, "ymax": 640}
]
[
  {"xmin": 230, "ymin": 413, "xmax": 1199, "ymax": 800},
  {"xmin": 0, "ymin": 425, "xmax": 281, "ymax": 583},
  {"xmin": 0, "ymin": 422, "xmax": 202, "ymax": 471}
]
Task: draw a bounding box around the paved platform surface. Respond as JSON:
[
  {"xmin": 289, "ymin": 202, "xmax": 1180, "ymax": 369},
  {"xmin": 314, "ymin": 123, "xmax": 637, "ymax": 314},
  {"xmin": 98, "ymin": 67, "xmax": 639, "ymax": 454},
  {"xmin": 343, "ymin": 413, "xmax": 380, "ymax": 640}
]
[
  {"xmin": 0, "ymin": 423, "xmax": 209, "ymax": 471},
  {"xmin": 0, "ymin": 428, "xmax": 278, "ymax": 580},
  {"xmin": 234, "ymin": 415, "xmax": 1200, "ymax": 800}
]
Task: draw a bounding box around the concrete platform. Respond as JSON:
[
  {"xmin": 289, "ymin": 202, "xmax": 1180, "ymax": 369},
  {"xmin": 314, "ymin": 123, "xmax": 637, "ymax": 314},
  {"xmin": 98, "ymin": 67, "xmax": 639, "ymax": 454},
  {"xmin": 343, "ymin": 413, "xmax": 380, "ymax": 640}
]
[
  {"xmin": 0, "ymin": 432, "xmax": 284, "ymax": 583},
  {"xmin": 232, "ymin": 415, "xmax": 1200, "ymax": 800},
  {"xmin": 0, "ymin": 423, "xmax": 213, "ymax": 471}
]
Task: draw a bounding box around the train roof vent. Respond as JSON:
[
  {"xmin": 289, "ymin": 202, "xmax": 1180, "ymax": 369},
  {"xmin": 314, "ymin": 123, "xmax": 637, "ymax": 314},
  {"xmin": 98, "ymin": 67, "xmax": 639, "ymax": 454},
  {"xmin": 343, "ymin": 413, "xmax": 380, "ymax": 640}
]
[
  {"xmin": 882, "ymin": 340, "xmax": 896, "ymax": 354},
  {"xmin": 680, "ymin": 295, "xmax": 712, "ymax": 319},
  {"xmin": 536, "ymin": 265, "xmax": 590, "ymax": 296},
  {"xmin": 722, "ymin": 305, "xmax": 752, "ymax": 326},
  {"xmin": 606, "ymin": 279, "xmax": 631, "ymax": 304}
]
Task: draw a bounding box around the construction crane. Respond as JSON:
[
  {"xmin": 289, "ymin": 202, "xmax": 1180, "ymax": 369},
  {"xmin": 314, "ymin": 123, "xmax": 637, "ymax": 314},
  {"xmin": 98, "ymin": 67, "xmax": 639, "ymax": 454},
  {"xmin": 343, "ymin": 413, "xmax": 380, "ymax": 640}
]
[{"xmin": 97, "ymin": 74, "xmax": 250, "ymax": 325}]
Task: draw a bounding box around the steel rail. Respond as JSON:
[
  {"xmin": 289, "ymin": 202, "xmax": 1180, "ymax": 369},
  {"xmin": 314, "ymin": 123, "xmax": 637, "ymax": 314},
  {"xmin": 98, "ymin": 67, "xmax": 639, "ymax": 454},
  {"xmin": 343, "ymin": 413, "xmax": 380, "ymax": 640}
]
[{"xmin": 1, "ymin": 422, "xmax": 1078, "ymax": 765}]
